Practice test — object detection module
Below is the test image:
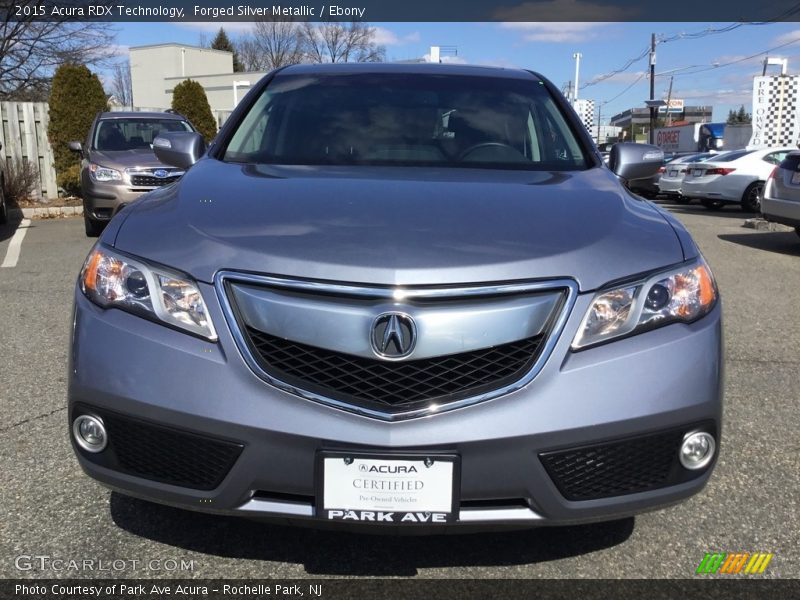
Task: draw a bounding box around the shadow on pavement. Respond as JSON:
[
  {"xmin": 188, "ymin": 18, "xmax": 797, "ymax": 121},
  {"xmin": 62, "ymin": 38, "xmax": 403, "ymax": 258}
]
[
  {"xmin": 718, "ymin": 231, "xmax": 800, "ymax": 257},
  {"xmin": 0, "ymin": 211, "xmax": 25, "ymax": 243},
  {"xmin": 110, "ymin": 493, "xmax": 634, "ymax": 576},
  {"xmin": 653, "ymin": 200, "xmax": 756, "ymax": 221}
]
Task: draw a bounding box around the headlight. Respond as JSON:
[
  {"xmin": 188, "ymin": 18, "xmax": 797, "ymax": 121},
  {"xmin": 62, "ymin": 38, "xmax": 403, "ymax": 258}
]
[
  {"xmin": 572, "ymin": 258, "xmax": 718, "ymax": 350},
  {"xmin": 80, "ymin": 246, "xmax": 217, "ymax": 341},
  {"xmin": 89, "ymin": 163, "xmax": 122, "ymax": 182}
]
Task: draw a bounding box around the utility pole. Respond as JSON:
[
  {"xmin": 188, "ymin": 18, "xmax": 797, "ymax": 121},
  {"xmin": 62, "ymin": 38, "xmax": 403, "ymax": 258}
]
[
  {"xmin": 649, "ymin": 33, "xmax": 656, "ymax": 144},
  {"xmin": 573, "ymin": 53, "xmax": 582, "ymax": 101},
  {"xmin": 665, "ymin": 75, "xmax": 674, "ymax": 127},
  {"xmin": 597, "ymin": 103, "xmax": 602, "ymax": 143}
]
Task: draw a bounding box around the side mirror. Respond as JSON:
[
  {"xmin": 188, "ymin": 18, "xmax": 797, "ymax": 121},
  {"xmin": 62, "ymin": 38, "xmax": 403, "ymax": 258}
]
[
  {"xmin": 153, "ymin": 132, "xmax": 206, "ymax": 170},
  {"xmin": 609, "ymin": 143, "xmax": 664, "ymax": 182},
  {"xmin": 68, "ymin": 141, "xmax": 82, "ymax": 153}
]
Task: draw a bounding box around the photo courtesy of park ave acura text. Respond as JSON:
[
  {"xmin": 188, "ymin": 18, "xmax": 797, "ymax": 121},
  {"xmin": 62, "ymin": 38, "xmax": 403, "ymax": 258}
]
[{"xmin": 1, "ymin": 0, "xmax": 799, "ymax": 592}]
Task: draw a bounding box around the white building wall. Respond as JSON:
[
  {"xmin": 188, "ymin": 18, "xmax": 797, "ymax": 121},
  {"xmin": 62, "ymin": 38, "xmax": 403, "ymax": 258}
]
[
  {"xmin": 130, "ymin": 44, "xmax": 234, "ymax": 110},
  {"xmin": 164, "ymin": 72, "xmax": 269, "ymax": 113}
]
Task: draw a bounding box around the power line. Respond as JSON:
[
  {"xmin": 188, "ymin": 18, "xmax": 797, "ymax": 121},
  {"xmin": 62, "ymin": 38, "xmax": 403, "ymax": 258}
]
[
  {"xmin": 669, "ymin": 37, "xmax": 800, "ymax": 79},
  {"xmin": 581, "ymin": 16, "xmax": 800, "ymax": 91}
]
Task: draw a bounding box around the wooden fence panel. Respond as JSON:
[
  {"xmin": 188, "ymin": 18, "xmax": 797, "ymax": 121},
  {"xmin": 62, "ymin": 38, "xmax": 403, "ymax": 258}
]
[{"xmin": 0, "ymin": 101, "xmax": 59, "ymax": 200}]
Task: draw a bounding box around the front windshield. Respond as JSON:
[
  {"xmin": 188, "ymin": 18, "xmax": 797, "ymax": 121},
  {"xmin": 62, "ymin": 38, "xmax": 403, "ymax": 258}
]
[
  {"xmin": 93, "ymin": 118, "xmax": 193, "ymax": 151},
  {"xmin": 223, "ymin": 72, "xmax": 588, "ymax": 170}
]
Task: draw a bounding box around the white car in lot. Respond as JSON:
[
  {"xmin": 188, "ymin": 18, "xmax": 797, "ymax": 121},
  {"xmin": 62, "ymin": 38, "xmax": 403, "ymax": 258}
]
[
  {"xmin": 762, "ymin": 151, "xmax": 800, "ymax": 239},
  {"xmin": 681, "ymin": 147, "xmax": 795, "ymax": 212},
  {"xmin": 657, "ymin": 152, "xmax": 716, "ymax": 203}
]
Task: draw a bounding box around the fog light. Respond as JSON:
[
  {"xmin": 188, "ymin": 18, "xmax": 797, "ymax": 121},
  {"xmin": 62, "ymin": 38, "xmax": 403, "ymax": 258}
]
[
  {"xmin": 73, "ymin": 415, "xmax": 107, "ymax": 453},
  {"xmin": 680, "ymin": 431, "xmax": 715, "ymax": 470}
]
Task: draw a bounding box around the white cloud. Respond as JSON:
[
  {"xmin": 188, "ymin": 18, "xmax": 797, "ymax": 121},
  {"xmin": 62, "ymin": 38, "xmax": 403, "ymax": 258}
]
[
  {"xmin": 372, "ymin": 27, "xmax": 422, "ymax": 46},
  {"xmin": 675, "ymin": 87, "xmax": 752, "ymax": 106},
  {"xmin": 590, "ymin": 70, "xmax": 647, "ymax": 85},
  {"xmin": 500, "ymin": 21, "xmax": 609, "ymax": 43},
  {"xmin": 771, "ymin": 29, "xmax": 800, "ymax": 47}
]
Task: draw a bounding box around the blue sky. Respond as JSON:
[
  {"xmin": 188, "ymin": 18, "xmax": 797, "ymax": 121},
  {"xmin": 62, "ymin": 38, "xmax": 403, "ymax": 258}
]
[{"xmin": 112, "ymin": 21, "xmax": 800, "ymax": 123}]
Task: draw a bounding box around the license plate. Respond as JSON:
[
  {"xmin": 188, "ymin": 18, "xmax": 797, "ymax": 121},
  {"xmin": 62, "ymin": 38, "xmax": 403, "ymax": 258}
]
[
  {"xmin": 668, "ymin": 170, "xmax": 678, "ymax": 177},
  {"xmin": 792, "ymin": 171, "xmax": 800, "ymax": 184},
  {"xmin": 319, "ymin": 453, "xmax": 458, "ymax": 524},
  {"xmin": 692, "ymin": 169, "xmax": 704, "ymax": 177}
]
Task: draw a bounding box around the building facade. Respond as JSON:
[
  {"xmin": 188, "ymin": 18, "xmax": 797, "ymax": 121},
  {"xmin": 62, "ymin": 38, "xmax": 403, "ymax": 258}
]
[
  {"xmin": 130, "ymin": 43, "xmax": 266, "ymax": 113},
  {"xmin": 608, "ymin": 106, "xmax": 713, "ymax": 140}
]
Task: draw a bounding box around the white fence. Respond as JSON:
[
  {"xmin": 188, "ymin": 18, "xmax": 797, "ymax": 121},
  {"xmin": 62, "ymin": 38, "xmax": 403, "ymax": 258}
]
[{"xmin": 0, "ymin": 102, "xmax": 58, "ymax": 199}]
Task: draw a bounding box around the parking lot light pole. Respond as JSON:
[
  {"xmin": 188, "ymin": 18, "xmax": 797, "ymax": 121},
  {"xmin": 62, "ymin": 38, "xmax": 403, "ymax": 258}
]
[{"xmin": 649, "ymin": 33, "xmax": 656, "ymax": 144}]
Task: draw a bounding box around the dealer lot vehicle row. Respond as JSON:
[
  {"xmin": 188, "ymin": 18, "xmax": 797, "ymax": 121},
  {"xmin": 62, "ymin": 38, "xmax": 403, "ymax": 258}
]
[{"xmin": 1, "ymin": 198, "xmax": 798, "ymax": 577}]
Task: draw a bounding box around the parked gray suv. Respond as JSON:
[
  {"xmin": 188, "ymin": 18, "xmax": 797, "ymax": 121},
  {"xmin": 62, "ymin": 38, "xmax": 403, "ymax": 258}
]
[
  {"xmin": 69, "ymin": 64, "xmax": 722, "ymax": 531},
  {"xmin": 69, "ymin": 111, "xmax": 194, "ymax": 236}
]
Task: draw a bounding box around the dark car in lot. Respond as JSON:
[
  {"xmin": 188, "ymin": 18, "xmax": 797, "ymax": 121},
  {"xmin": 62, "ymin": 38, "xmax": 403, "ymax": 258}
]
[
  {"xmin": 69, "ymin": 112, "xmax": 195, "ymax": 236},
  {"xmin": 70, "ymin": 63, "xmax": 721, "ymax": 532}
]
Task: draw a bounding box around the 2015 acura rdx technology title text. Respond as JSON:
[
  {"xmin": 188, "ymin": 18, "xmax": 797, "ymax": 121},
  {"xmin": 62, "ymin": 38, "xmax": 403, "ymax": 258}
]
[{"xmin": 69, "ymin": 64, "xmax": 722, "ymax": 530}]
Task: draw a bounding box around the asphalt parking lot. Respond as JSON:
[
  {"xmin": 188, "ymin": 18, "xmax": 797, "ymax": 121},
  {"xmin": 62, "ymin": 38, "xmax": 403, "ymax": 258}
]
[{"xmin": 1, "ymin": 201, "xmax": 798, "ymax": 580}]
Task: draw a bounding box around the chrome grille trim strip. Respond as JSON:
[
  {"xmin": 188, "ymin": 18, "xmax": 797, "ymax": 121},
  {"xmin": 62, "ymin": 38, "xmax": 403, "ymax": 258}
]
[{"xmin": 214, "ymin": 271, "xmax": 579, "ymax": 421}]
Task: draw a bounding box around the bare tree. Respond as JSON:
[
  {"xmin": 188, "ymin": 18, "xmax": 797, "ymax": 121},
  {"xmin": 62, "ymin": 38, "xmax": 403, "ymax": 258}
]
[
  {"xmin": 237, "ymin": 17, "xmax": 304, "ymax": 71},
  {"xmin": 110, "ymin": 60, "xmax": 132, "ymax": 107},
  {"xmin": 300, "ymin": 21, "xmax": 386, "ymax": 64},
  {"xmin": 0, "ymin": 1, "xmax": 117, "ymax": 100}
]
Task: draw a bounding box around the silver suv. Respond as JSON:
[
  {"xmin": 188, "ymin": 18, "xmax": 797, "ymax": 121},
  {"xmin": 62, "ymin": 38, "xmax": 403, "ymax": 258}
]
[
  {"xmin": 762, "ymin": 150, "xmax": 800, "ymax": 240},
  {"xmin": 69, "ymin": 112, "xmax": 194, "ymax": 236},
  {"xmin": 69, "ymin": 64, "xmax": 722, "ymax": 531}
]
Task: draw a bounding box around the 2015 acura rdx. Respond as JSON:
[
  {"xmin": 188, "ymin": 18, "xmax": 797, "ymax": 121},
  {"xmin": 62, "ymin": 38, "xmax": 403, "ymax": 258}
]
[{"xmin": 69, "ymin": 64, "xmax": 722, "ymax": 530}]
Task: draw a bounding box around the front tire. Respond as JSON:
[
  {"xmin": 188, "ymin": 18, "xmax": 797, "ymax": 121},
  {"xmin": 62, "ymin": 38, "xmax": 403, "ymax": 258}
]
[
  {"xmin": 673, "ymin": 195, "xmax": 691, "ymax": 205},
  {"xmin": 701, "ymin": 198, "xmax": 724, "ymax": 210},
  {"xmin": 84, "ymin": 212, "xmax": 104, "ymax": 237},
  {"xmin": 741, "ymin": 181, "xmax": 764, "ymax": 213}
]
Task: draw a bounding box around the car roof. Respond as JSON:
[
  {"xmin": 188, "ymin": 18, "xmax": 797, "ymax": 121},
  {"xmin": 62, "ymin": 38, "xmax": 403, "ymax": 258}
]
[
  {"xmin": 278, "ymin": 62, "xmax": 540, "ymax": 81},
  {"xmin": 98, "ymin": 112, "xmax": 187, "ymax": 120}
]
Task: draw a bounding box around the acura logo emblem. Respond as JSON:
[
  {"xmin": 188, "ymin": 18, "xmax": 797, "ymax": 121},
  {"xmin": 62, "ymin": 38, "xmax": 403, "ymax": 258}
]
[{"xmin": 371, "ymin": 313, "xmax": 416, "ymax": 359}]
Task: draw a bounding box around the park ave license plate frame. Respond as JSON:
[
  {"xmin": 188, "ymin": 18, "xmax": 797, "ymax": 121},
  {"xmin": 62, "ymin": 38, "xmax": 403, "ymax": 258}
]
[{"xmin": 317, "ymin": 452, "xmax": 460, "ymax": 524}]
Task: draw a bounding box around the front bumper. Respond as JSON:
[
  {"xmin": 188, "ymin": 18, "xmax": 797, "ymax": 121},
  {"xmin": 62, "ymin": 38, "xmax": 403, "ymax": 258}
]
[
  {"xmin": 69, "ymin": 284, "xmax": 723, "ymax": 530},
  {"xmin": 81, "ymin": 178, "xmax": 154, "ymax": 221}
]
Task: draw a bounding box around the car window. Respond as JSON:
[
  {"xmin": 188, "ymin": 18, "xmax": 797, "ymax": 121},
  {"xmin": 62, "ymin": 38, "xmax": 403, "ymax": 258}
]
[
  {"xmin": 94, "ymin": 118, "xmax": 193, "ymax": 151},
  {"xmin": 763, "ymin": 151, "xmax": 791, "ymax": 165},
  {"xmin": 224, "ymin": 73, "xmax": 588, "ymax": 170},
  {"xmin": 713, "ymin": 150, "xmax": 753, "ymax": 162}
]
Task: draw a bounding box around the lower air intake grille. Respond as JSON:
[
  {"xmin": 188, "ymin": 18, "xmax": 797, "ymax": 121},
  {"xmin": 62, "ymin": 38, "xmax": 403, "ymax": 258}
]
[
  {"xmin": 130, "ymin": 175, "xmax": 180, "ymax": 187},
  {"xmin": 540, "ymin": 428, "xmax": 699, "ymax": 501},
  {"xmin": 74, "ymin": 406, "xmax": 243, "ymax": 490},
  {"xmin": 244, "ymin": 327, "xmax": 543, "ymax": 413}
]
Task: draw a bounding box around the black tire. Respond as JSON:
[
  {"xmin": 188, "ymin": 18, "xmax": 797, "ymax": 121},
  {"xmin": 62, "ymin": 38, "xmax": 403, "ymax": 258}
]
[
  {"xmin": 673, "ymin": 196, "xmax": 691, "ymax": 205},
  {"xmin": 795, "ymin": 226, "xmax": 800, "ymax": 239},
  {"xmin": 741, "ymin": 181, "xmax": 764, "ymax": 213},
  {"xmin": 84, "ymin": 212, "xmax": 104, "ymax": 237},
  {"xmin": 701, "ymin": 198, "xmax": 724, "ymax": 210},
  {"xmin": 0, "ymin": 187, "xmax": 7, "ymax": 225}
]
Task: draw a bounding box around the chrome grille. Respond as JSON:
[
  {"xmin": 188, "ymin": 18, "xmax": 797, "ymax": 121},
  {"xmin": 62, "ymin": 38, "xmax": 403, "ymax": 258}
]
[{"xmin": 217, "ymin": 272, "xmax": 577, "ymax": 420}]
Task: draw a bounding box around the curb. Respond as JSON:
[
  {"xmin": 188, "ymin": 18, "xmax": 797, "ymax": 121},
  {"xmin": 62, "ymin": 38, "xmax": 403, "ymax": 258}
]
[
  {"xmin": 742, "ymin": 218, "xmax": 791, "ymax": 232},
  {"xmin": 9, "ymin": 206, "xmax": 83, "ymax": 220}
]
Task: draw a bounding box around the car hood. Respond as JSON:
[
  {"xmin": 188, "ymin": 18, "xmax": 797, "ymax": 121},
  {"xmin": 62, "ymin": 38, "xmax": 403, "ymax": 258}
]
[
  {"xmin": 88, "ymin": 149, "xmax": 170, "ymax": 171},
  {"xmin": 112, "ymin": 160, "xmax": 685, "ymax": 291}
]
